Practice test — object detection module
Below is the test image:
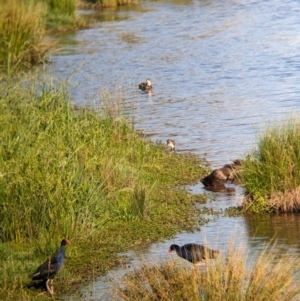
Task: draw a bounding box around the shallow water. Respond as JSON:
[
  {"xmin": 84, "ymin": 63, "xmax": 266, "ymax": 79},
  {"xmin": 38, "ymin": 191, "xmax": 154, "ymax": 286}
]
[{"xmin": 50, "ymin": 0, "xmax": 300, "ymax": 299}]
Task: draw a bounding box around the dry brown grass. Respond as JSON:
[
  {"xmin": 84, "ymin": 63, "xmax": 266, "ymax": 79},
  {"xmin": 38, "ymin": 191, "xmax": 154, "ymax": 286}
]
[
  {"xmin": 114, "ymin": 242, "xmax": 300, "ymax": 301},
  {"xmin": 267, "ymin": 187, "xmax": 300, "ymax": 212}
]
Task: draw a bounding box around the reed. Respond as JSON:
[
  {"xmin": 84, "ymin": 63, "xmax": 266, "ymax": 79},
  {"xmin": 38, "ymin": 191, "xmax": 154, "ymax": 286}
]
[
  {"xmin": 0, "ymin": 0, "xmax": 48, "ymax": 74},
  {"xmin": 114, "ymin": 242, "xmax": 300, "ymax": 301},
  {"xmin": 241, "ymin": 117, "xmax": 300, "ymax": 212}
]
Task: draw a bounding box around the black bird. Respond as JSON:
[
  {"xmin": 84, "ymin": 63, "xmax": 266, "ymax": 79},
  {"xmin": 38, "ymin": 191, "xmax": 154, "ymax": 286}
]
[
  {"xmin": 30, "ymin": 238, "xmax": 71, "ymax": 294},
  {"xmin": 139, "ymin": 78, "xmax": 152, "ymax": 91},
  {"xmin": 168, "ymin": 243, "xmax": 219, "ymax": 266}
]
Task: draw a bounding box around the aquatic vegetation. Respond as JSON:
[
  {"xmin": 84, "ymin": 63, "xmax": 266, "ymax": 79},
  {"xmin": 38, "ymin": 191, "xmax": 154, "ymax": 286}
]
[
  {"xmin": 81, "ymin": 0, "xmax": 139, "ymax": 8},
  {"xmin": 240, "ymin": 117, "xmax": 300, "ymax": 213},
  {"xmin": 0, "ymin": 0, "xmax": 48, "ymax": 74},
  {"xmin": 114, "ymin": 242, "xmax": 300, "ymax": 301},
  {"xmin": 0, "ymin": 73, "xmax": 207, "ymax": 300}
]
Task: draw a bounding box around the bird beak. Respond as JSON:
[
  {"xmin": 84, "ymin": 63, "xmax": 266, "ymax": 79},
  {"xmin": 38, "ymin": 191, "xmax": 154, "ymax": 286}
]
[
  {"xmin": 168, "ymin": 248, "xmax": 172, "ymax": 253},
  {"xmin": 66, "ymin": 239, "xmax": 71, "ymax": 245}
]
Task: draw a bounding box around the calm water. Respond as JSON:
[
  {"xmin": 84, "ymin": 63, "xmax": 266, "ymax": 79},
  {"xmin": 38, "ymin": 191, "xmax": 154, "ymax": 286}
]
[{"xmin": 51, "ymin": 0, "xmax": 300, "ymax": 299}]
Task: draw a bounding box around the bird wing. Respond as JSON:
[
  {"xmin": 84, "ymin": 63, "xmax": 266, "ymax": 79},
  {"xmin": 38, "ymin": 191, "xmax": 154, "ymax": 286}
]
[
  {"xmin": 183, "ymin": 244, "xmax": 206, "ymax": 261},
  {"xmin": 30, "ymin": 256, "xmax": 60, "ymax": 280},
  {"xmin": 183, "ymin": 243, "xmax": 203, "ymax": 252}
]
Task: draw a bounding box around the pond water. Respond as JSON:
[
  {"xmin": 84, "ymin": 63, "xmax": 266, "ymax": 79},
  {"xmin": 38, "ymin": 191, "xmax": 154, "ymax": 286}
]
[{"xmin": 49, "ymin": 0, "xmax": 300, "ymax": 299}]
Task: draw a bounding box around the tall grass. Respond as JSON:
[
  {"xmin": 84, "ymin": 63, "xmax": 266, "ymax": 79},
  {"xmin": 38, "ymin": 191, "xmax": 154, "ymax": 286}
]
[
  {"xmin": 0, "ymin": 0, "xmax": 48, "ymax": 74},
  {"xmin": 114, "ymin": 242, "xmax": 300, "ymax": 301},
  {"xmin": 0, "ymin": 73, "xmax": 207, "ymax": 243},
  {"xmin": 47, "ymin": 0, "xmax": 76, "ymax": 16},
  {"xmin": 241, "ymin": 117, "xmax": 300, "ymax": 212},
  {"xmin": 45, "ymin": 0, "xmax": 82, "ymax": 30}
]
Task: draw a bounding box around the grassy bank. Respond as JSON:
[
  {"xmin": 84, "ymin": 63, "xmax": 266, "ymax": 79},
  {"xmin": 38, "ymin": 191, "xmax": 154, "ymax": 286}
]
[
  {"xmin": 0, "ymin": 74, "xmax": 207, "ymax": 300},
  {"xmin": 114, "ymin": 242, "xmax": 300, "ymax": 301},
  {"xmin": 240, "ymin": 117, "xmax": 300, "ymax": 213}
]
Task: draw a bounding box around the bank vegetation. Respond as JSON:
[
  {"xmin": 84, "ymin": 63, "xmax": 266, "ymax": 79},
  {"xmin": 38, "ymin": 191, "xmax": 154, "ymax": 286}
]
[
  {"xmin": 0, "ymin": 0, "xmax": 139, "ymax": 75},
  {"xmin": 0, "ymin": 73, "xmax": 207, "ymax": 300},
  {"xmin": 240, "ymin": 117, "xmax": 300, "ymax": 213},
  {"xmin": 114, "ymin": 242, "xmax": 300, "ymax": 301}
]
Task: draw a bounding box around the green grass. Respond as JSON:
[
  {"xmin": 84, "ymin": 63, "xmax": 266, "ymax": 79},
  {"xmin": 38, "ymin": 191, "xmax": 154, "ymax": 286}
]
[
  {"xmin": 240, "ymin": 117, "xmax": 300, "ymax": 213},
  {"xmin": 0, "ymin": 0, "xmax": 48, "ymax": 74},
  {"xmin": 46, "ymin": 0, "xmax": 88, "ymax": 31},
  {"xmin": 0, "ymin": 73, "xmax": 208, "ymax": 300},
  {"xmin": 114, "ymin": 242, "xmax": 300, "ymax": 301},
  {"xmin": 47, "ymin": 0, "xmax": 75, "ymax": 15},
  {"xmin": 0, "ymin": 0, "xmax": 88, "ymax": 75}
]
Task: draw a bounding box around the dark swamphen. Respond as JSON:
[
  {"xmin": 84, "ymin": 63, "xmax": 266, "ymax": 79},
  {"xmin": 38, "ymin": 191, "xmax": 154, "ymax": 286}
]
[
  {"xmin": 169, "ymin": 243, "xmax": 219, "ymax": 266},
  {"xmin": 30, "ymin": 238, "xmax": 71, "ymax": 294}
]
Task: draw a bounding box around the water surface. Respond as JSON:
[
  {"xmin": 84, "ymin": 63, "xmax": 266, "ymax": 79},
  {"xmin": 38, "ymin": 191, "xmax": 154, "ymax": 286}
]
[{"xmin": 50, "ymin": 0, "xmax": 300, "ymax": 299}]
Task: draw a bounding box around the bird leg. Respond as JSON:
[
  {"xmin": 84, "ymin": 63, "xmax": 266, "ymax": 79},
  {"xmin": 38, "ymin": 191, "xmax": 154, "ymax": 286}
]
[{"xmin": 46, "ymin": 279, "xmax": 54, "ymax": 295}]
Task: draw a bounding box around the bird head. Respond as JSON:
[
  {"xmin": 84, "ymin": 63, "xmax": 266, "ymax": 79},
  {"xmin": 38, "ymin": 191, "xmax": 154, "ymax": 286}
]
[
  {"xmin": 146, "ymin": 78, "xmax": 152, "ymax": 86},
  {"xmin": 168, "ymin": 244, "xmax": 177, "ymax": 253},
  {"xmin": 61, "ymin": 238, "xmax": 71, "ymax": 246}
]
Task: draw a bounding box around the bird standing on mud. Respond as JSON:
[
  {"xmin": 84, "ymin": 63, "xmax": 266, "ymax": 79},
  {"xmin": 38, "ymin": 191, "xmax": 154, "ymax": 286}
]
[
  {"xmin": 168, "ymin": 243, "xmax": 219, "ymax": 267},
  {"xmin": 30, "ymin": 238, "xmax": 71, "ymax": 295}
]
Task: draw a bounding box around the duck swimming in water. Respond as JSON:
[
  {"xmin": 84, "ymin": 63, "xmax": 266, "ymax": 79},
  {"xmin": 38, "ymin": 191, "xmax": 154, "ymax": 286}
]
[
  {"xmin": 139, "ymin": 78, "xmax": 152, "ymax": 91},
  {"xmin": 169, "ymin": 243, "xmax": 219, "ymax": 266}
]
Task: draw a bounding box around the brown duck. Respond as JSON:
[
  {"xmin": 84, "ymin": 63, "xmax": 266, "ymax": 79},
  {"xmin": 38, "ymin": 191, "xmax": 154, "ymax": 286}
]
[
  {"xmin": 139, "ymin": 78, "xmax": 152, "ymax": 91},
  {"xmin": 201, "ymin": 160, "xmax": 242, "ymax": 188}
]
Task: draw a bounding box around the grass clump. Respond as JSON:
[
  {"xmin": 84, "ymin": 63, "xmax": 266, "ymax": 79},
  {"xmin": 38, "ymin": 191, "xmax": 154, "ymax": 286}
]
[
  {"xmin": 0, "ymin": 73, "xmax": 207, "ymax": 300},
  {"xmin": 47, "ymin": 0, "xmax": 76, "ymax": 15},
  {"xmin": 45, "ymin": 0, "xmax": 87, "ymax": 31},
  {"xmin": 0, "ymin": 0, "xmax": 48, "ymax": 74},
  {"xmin": 114, "ymin": 242, "xmax": 300, "ymax": 301},
  {"xmin": 240, "ymin": 117, "xmax": 300, "ymax": 213}
]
